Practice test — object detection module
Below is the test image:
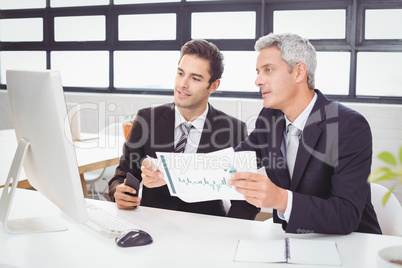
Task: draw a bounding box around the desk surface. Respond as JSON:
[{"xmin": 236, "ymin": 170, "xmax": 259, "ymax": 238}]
[{"xmin": 1, "ymin": 189, "xmax": 402, "ymax": 268}]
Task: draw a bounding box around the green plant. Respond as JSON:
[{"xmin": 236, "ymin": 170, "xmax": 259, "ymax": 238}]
[
  {"xmin": 368, "ymin": 145, "xmax": 402, "ymax": 206},
  {"xmin": 123, "ymin": 114, "xmax": 136, "ymax": 125}
]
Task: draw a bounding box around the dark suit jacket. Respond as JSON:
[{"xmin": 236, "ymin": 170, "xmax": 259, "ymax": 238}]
[
  {"xmin": 109, "ymin": 103, "xmax": 259, "ymax": 220},
  {"xmin": 236, "ymin": 90, "xmax": 381, "ymax": 234}
]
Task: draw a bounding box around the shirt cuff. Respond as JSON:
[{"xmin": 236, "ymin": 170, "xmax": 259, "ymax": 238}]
[{"xmin": 276, "ymin": 190, "xmax": 293, "ymax": 222}]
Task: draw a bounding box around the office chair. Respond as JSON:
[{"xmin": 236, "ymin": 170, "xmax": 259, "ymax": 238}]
[
  {"xmin": 370, "ymin": 183, "xmax": 402, "ymax": 236},
  {"xmin": 84, "ymin": 168, "xmax": 107, "ymax": 200}
]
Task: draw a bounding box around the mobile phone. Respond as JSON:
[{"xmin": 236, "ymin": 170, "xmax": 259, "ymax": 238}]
[{"xmin": 125, "ymin": 172, "xmax": 140, "ymax": 197}]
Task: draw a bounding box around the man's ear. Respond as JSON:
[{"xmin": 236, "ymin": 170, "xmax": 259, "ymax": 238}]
[
  {"xmin": 295, "ymin": 62, "xmax": 308, "ymax": 84},
  {"xmin": 208, "ymin": 79, "xmax": 220, "ymax": 94}
]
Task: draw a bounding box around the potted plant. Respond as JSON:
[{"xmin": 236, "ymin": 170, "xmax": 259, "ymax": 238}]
[
  {"xmin": 369, "ymin": 146, "xmax": 402, "ymax": 266},
  {"xmin": 368, "ymin": 145, "xmax": 402, "ymax": 205},
  {"xmin": 122, "ymin": 114, "xmax": 136, "ymax": 140}
]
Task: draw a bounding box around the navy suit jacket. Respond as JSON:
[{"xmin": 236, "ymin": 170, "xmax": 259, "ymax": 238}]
[
  {"xmin": 236, "ymin": 90, "xmax": 381, "ymax": 234},
  {"xmin": 109, "ymin": 103, "xmax": 259, "ymax": 220}
]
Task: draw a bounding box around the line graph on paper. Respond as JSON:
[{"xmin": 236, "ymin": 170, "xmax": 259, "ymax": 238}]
[
  {"xmin": 156, "ymin": 151, "xmax": 248, "ymax": 203},
  {"xmin": 178, "ymin": 176, "xmax": 231, "ymax": 192},
  {"xmin": 173, "ymin": 169, "xmax": 245, "ymax": 202}
]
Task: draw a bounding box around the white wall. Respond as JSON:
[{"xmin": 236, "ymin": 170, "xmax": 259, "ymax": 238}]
[{"xmin": 1, "ymin": 90, "xmax": 402, "ymax": 202}]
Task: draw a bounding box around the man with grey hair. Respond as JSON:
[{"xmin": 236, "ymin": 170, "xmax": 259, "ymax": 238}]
[{"xmin": 229, "ymin": 32, "xmax": 381, "ymax": 235}]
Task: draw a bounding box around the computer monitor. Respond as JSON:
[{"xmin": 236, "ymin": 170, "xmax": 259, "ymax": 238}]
[{"xmin": 0, "ymin": 70, "xmax": 88, "ymax": 234}]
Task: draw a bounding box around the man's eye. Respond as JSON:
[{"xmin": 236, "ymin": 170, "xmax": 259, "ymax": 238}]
[
  {"xmin": 266, "ymin": 68, "xmax": 273, "ymax": 72},
  {"xmin": 193, "ymin": 77, "xmax": 200, "ymax": 82}
]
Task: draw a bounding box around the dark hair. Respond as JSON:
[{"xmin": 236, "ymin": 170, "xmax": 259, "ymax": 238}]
[{"xmin": 179, "ymin": 39, "xmax": 224, "ymax": 85}]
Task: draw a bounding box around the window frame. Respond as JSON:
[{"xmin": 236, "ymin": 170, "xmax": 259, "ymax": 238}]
[{"xmin": 0, "ymin": 0, "xmax": 401, "ymax": 104}]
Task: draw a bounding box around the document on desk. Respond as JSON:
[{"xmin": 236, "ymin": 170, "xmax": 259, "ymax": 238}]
[
  {"xmin": 234, "ymin": 238, "xmax": 341, "ymax": 266},
  {"xmin": 154, "ymin": 148, "xmax": 257, "ymax": 203}
]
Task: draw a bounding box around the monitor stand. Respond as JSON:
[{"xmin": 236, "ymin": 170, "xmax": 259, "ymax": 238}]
[{"xmin": 0, "ymin": 138, "xmax": 68, "ymax": 234}]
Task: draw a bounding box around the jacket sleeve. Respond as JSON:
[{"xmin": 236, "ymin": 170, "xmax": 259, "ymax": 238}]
[
  {"xmin": 227, "ymin": 120, "xmax": 261, "ymax": 220},
  {"xmin": 108, "ymin": 110, "xmax": 147, "ymax": 201},
  {"xmin": 285, "ymin": 110, "xmax": 378, "ymax": 234}
]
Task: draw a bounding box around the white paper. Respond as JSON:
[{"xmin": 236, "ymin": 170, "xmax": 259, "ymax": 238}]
[
  {"xmin": 154, "ymin": 148, "xmax": 257, "ymax": 203},
  {"xmin": 234, "ymin": 238, "xmax": 341, "ymax": 266},
  {"xmin": 288, "ymin": 238, "xmax": 341, "ymax": 266},
  {"xmin": 234, "ymin": 239, "xmax": 286, "ymax": 263}
]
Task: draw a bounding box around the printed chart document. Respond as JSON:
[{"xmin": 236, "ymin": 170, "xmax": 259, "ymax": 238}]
[
  {"xmin": 234, "ymin": 238, "xmax": 341, "ymax": 266},
  {"xmin": 153, "ymin": 148, "xmax": 257, "ymax": 203}
]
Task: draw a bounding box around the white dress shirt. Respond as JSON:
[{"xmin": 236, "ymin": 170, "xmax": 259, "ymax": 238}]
[
  {"xmin": 278, "ymin": 92, "xmax": 318, "ymax": 222},
  {"xmin": 174, "ymin": 105, "xmax": 208, "ymax": 153}
]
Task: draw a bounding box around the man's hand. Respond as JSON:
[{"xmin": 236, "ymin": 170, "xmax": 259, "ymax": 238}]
[
  {"xmin": 228, "ymin": 172, "xmax": 288, "ymax": 213},
  {"xmin": 141, "ymin": 158, "xmax": 166, "ymax": 188},
  {"xmin": 114, "ymin": 179, "xmax": 141, "ymax": 210}
]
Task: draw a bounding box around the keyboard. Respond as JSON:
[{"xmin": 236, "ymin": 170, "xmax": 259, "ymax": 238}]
[{"xmin": 85, "ymin": 203, "xmax": 140, "ymax": 238}]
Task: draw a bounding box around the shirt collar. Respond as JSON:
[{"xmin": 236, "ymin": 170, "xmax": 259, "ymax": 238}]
[
  {"xmin": 284, "ymin": 92, "xmax": 318, "ymax": 132},
  {"xmin": 174, "ymin": 104, "xmax": 209, "ymax": 132}
]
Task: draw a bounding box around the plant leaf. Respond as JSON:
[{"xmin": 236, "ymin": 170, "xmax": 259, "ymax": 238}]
[
  {"xmin": 368, "ymin": 167, "xmax": 395, "ymax": 183},
  {"xmin": 378, "ymin": 152, "xmax": 397, "ymax": 166},
  {"xmin": 382, "ymin": 186, "xmax": 396, "ymax": 206},
  {"xmin": 399, "ymin": 145, "xmax": 402, "ymax": 166}
]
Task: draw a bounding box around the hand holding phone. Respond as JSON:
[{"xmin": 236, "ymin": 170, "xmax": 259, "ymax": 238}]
[{"xmin": 125, "ymin": 172, "xmax": 140, "ymax": 197}]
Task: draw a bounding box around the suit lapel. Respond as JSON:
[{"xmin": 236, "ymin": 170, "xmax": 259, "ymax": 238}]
[
  {"xmin": 290, "ymin": 123, "xmax": 322, "ymax": 191},
  {"xmin": 197, "ymin": 103, "xmax": 215, "ymax": 153},
  {"xmin": 269, "ymin": 114, "xmax": 291, "ymax": 189},
  {"xmin": 153, "ymin": 103, "xmax": 175, "ymax": 152},
  {"xmin": 290, "ymin": 90, "xmax": 328, "ymax": 191}
]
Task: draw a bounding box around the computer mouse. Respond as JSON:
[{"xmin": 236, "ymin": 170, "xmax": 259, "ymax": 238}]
[{"xmin": 115, "ymin": 229, "xmax": 153, "ymax": 247}]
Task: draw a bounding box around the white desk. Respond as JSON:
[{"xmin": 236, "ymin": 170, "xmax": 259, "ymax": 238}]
[
  {"xmin": 0, "ymin": 129, "xmax": 124, "ymax": 197},
  {"xmin": 1, "ymin": 189, "xmax": 402, "ymax": 268}
]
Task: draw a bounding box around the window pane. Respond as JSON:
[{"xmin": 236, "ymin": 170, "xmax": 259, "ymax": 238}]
[
  {"xmin": 114, "ymin": 51, "xmax": 179, "ymax": 89},
  {"xmin": 0, "ymin": 18, "xmax": 43, "ymax": 42},
  {"xmin": 51, "ymin": 51, "xmax": 109, "ymax": 87},
  {"xmin": 192, "ymin": 12, "xmax": 256, "ymax": 39},
  {"xmin": 0, "ymin": 51, "xmax": 46, "ymax": 84},
  {"xmin": 356, "ymin": 52, "xmax": 402, "ymax": 97},
  {"xmin": 365, "ymin": 9, "xmax": 402, "ymax": 39},
  {"xmin": 119, "ymin": 14, "xmax": 176, "ymax": 41},
  {"xmin": 55, "ymin": 16, "xmax": 105, "ymax": 41},
  {"xmin": 218, "ymin": 51, "xmax": 259, "ymax": 92},
  {"xmin": 51, "ymin": 0, "xmax": 108, "ymax": 7},
  {"xmin": 315, "ymin": 52, "xmax": 350, "ymax": 95},
  {"xmin": 274, "ymin": 10, "xmax": 345, "ymax": 39},
  {"xmin": 114, "ymin": 0, "xmax": 179, "ymax": 4},
  {"xmin": 0, "ymin": 0, "xmax": 45, "ymax": 10}
]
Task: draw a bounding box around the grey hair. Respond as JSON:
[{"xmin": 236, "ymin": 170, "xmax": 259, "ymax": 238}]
[{"xmin": 255, "ymin": 33, "xmax": 317, "ymax": 90}]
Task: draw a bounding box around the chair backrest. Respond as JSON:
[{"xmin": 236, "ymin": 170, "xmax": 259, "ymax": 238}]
[{"xmin": 370, "ymin": 183, "xmax": 402, "ymax": 236}]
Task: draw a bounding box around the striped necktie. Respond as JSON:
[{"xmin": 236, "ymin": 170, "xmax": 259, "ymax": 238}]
[{"xmin": 175, "ymin": 122, "xmax": 192, "ymax": 153}]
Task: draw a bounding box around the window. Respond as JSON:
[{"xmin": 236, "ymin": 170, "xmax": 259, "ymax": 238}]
[
  {"xmin": 0, "ymin": 0, "xmax": 45, "ymax": 10},
  {"xmin": 0, "ymin": 18, "xmax": 43, "ymax": 42},
  {"xmin": 273, "ymin": 10, "xmax": 346, "ymax": 39},
  {"xmin": 118, "ymin": 14, "xmax": 176, "ymax": 41},
  {"xmin": 0, "ymin": 0, "xmax": 401, "ymax": 104},
  {"xmin": 114, "ymin": 51, "xmax": 179, "ymax": 89},
  {"xmin": 191, "ymin": 12, "xmax": 256, "ymax": 39},
  {"xmin": 51, "ymin": 0, "xmax": 108, "ymax": 7},
  {"xmin": 365, "ymin": 9, "xmax": 402, "ymax": 40},
  {"xmin": 315, "ymin": 52, "xmax": 350, "ymax": 96},
  {"xmin": 0, "ymin": 51, "xmax": 46, "ymax": 84},
  {"xmin": 54, "ymin": 16, "xmax": 106, "ymax": 42},
  {"xmin": 51, "ymin": 51, "xmax": 109, "ymax": 87},
  {"xmin": 356, "ymin": 52, "xmax": 402, "ymax": 97}
]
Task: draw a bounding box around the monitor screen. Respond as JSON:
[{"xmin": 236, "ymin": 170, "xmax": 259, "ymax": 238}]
[{"xmin": 3, "ymin": 70, "xmax": 88, "ymax": 232}]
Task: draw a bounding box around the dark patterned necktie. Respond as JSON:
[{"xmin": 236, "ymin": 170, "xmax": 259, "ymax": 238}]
[{"xmin": 175, "ymin": 122, "xmax": 192, "ymax": 153}]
